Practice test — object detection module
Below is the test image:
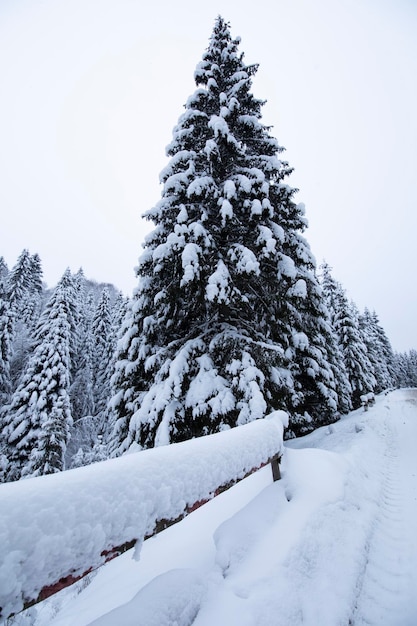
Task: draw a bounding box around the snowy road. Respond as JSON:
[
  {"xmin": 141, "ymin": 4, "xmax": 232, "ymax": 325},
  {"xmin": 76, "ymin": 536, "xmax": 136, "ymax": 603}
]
[
  {"xmin": 350, "ymin": 391, "xmax": 417, "ymax": 625},
  {"xmin": 24, "ymin": 389, "xmax": 417, "ymax": 626}
]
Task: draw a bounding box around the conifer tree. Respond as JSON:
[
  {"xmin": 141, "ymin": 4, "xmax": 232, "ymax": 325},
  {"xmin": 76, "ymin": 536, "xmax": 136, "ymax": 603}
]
[
  {"xmin": 70, "ymin": 268, "xmax": 89, "ymax": 378},
  {"xmin": 321, "ymin": 263, "xmax": 373, "ymax": 408},
  {"xmin": 68, "ymin": 288, "xmax": 126, "ymax": 465},
  {"xmin": 112, "ymin": 291, "xmax": 129, "ymax": 329},
  {"xmin": 6, "ymin": 250, "xmax": 45, "ymax": 385},
  {"xmin": 0, "ymin": 257, "xmax": 9, "ymax": 280},
  {"xmin": 283, "ymin": 264, "xmax": 340, "ymax": 434},
  {"xmin": 335, "ymin": 294, "xmax": 376, "ymax": 409},
  {"xmin": 0, "ymin": 274, "xmax": 13, "ymax": 475},
  {"xmin": 0, "ymin": 276, "xmax": 12, "ymax": 410},
  {"xmin": 25, "ymin": 397, "xmax": 71, "ymax": 478},
  {"xmin": 319, "ymin": 262, "xmax": 353, "ymax": 413},
  {"xmin": 70, "ymin": 290, "xmax": 95, "ymax": 422},
  {"xmin": 320, "ymin": 262, "xmax": 340, "ymax": 315},
  {"xmin": 6, "ymin": 249, "xmax": 33, "ymax": 310},
  {"xmin": 3, "ymin": 273, "xmax": 74, "ymax": 481},
  {"xmin": 28, "ymin": 253, "xmax": 43, "ymax": 294},
  {"xmin": 34, "ymin": 268, "xmax": 79, "ymax": 368},
  {"xmin": 396, "ymin": 350, "xmax": 417, "ymax": 387},
  {"xmin": 92, "ymin": 288, "xmax": 113, "ymax": 415},
  {"xmin": 104, "ymin": 293, "xmax": 129, "ymax": 450},
  {"xmin": 408, "ymin": 350, "xmax": 417, "ymax": 386},
  {"xmin": 359, "ymin": 308, "xmax": 395, "ymax": 392},
  {"xmin": 393, "ymin": 352, "xmax": 407, "ymax": 387},
  {"xmin": 111, "ymin": 16, "xmax": 338, "ymax": 452},
  {"xmin": 20, "ymin": 253, "xmax": 44, "ymax": 329}
]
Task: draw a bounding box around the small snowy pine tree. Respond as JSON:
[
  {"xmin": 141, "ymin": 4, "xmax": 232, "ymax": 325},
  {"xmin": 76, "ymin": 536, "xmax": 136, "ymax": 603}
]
[
  {"xmin": 92, "ymin": 287, "xmax": 113, "ymax": 415},
  {"xmin": 3, "ymin": 274, "xmax": 74, "ymax": 481},
  {"xmin": 332, "ymin": 290, "xmax": 376, "ymax": 408},
  {"xmin": 6, "ymin": 249, "xmax": 33, "ymax": 309}
]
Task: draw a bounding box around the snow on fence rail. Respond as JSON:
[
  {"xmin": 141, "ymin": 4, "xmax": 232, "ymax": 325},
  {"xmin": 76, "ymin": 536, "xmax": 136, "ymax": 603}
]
[{"xmin": 0, "ymin": 411, "xmax": 287, "ymax": 619}]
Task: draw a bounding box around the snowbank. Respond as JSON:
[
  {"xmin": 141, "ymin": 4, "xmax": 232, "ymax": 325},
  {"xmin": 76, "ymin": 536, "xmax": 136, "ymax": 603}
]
[{"xmin": 0, "ymin": 411, "xmax": 287, "ymax": 618}]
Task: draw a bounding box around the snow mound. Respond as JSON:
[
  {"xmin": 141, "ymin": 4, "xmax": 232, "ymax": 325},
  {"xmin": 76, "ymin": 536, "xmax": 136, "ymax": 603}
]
[{"xmin": 88, "ymin": 569, "xmax": 205, "ymax": 626}]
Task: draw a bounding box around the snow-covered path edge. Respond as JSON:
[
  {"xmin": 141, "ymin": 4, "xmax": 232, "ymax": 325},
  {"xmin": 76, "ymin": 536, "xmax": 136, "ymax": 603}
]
[
  {"xmin": 191, "ymin": 393, "xmax": 397, "ymax": 626},
  {"xmin": 18, "ymin": 389, "xmax": 417, "ymax": 626},
  {"xmin": 350, "ymin": 390, "xmax": 417, "ymax": 626}
]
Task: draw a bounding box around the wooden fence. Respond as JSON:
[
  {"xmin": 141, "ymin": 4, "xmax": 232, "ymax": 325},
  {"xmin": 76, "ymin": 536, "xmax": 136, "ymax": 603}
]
[{"xmin": 0, "ymin": 412, "xmax": 286, "ymax": 619}]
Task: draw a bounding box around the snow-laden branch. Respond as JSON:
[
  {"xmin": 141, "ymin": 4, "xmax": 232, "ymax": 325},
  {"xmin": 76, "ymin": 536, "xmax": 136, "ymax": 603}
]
[{"xmin": 0, "ymin": 411, "xmax": 287, "ymax": 618}]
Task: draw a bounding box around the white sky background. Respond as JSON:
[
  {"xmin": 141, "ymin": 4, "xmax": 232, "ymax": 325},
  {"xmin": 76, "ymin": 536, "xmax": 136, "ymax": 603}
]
[{"xmin": 0, "ymin": 0, "xmax": 416, "ymax": 352}]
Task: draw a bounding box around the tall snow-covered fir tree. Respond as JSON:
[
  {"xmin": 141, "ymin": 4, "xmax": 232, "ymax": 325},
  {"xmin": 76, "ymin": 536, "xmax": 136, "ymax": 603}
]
[
  {"xmin": 281, "ymin": 249, "xmax": 341, "ymax": 435},
  {"xmin": 321, "ymin": 263, "xmax": 376, "ymax": 409},
  {"xmin": 6, "ymin": 249, "xmax": 33, "ymax": 310},
  {"xmin": 359, "ymin": 308, "xmax": 395, "ymax": 393},
  {"xmin": 6, "ymin": 250, "xmax": 45, "ymax": 386},
  {"xmin": 92, "ymin": 287, "xmax": 114, "ymax": 416},
  {"xmin": 0, "ymin": 275, "xmax": 12, "ymax": 410},
  {"xmin": 20, "ymin": 252, "xmax": 44, "ymax": 330},
  {"xmin": 70, "ymin": 289, "xmax": 95, "ymax": 422},
  {"xmin": 2, "ymin": 271, "xmax": 74, "ymax": 481},
  {"xmin": 318, "ymin": 262, "xmax": 353, "ymax": 414},
  {"xmin": 110, "ymin": 16, "xmax": 339, "ymax": 453}
]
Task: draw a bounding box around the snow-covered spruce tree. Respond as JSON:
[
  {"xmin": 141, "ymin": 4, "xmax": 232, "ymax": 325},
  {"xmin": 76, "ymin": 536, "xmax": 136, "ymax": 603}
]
[
  {"xmin": 67, "ymin": 288, "xmax": 127, "ymax": 466},
  {"xmin": 92, "ymin": 287, "xmax": 114, "ymax": 415},
  {"xmin": 68, "ymin": 269, "xmax": 96, "ymax": 423},
  {"xmin": 0, "ymin": 257, "xmax": 9, "ymax": 281},
  {"xmin": 92, "ymin": 290, "xmax": 127, "ymax": 442},
  {"xmin": 6, "ymin": 249, "xmax": 33, "ymax": 310},
  {"xmin": 319, "ymin": 263, "xmax": 353, "ymax": 414},
  {"xmin": 359, "ymin": 308, "xmax": 395, "ymax": 393},
  {"xmin": 319, "ymin": 262, "xmax": 340, "ymax": 316},
  {"xmin": 67, "ymin": 287, "xmax": 115, "ymax": 467},
  {"xmin": 20, "ymin": 252, "xmax": 44, "ymax": 330},
  {"xmin": 28, "ymin": 253, "xmax": 43, "ymax": 293},
  {"xmin": 0, "ymin": 276, "xmax": 12, "ymax": 410},
  {"xmin": 70, "ymin": 291, "xmax": 95, "ymax": 423},
  {"xmin": 278, "ymin": 244, "xmax": 342, "ymax": 434},
  {"xmin": 329, "ymin": 281, "xmax": 376, "ymax": 409},
  {"xmin": 6, "ymin": 250, "xmax": 45, "ymax": 386},
  {"xmin": 104, "ymin": 293, "xmax": 129, "ymax": 450},
  {"xmin": 3, "ymin": 272, "xmax": 74, "ymax": 481},
  {"xmin": 395, "ymin": 349, "xmax": 417, "ymax": 387},
  {"xmin": 407, "ymin": 350, "xmax": 417, "ymax": 386},
  {"xmin": 392, "ymin": 352, "xmax": 406, "ymax": 387},
  {"xmin": 71, "ymin": 268, "xmax": 90, "ymax": 378},
  {"xmin": 0, "ymin": 275, "xmax": 13, "ymax": 478},
  {"xmin": 26, "ymin": 400, "xmax": 71, "ymax": 478},
  {"xmin": 111, "ymin": 16, "xmax": 339, "ymax": 452}
]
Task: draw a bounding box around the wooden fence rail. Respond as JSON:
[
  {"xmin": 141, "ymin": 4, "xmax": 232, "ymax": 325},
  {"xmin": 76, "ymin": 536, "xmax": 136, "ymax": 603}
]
[{"xmin": 0, "ymin": 411, "xmax": 287, "ymax": 619}]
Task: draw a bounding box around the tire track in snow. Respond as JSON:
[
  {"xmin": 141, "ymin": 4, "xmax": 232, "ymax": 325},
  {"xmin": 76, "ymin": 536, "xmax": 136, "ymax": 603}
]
[{"xmin": 349, "ymin": 397, "xmax": 412, "ymax": 626}]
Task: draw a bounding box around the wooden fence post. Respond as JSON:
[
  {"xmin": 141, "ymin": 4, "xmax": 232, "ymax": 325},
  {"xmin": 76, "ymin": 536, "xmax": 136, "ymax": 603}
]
[{"xmin": 271, "ymin": 455, "xmax": 281, "ymax": 481}]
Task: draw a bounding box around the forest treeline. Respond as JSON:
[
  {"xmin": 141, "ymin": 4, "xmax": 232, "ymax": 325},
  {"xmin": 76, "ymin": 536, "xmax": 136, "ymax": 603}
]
[
  {"xmin": 1, "ymin": 17, "xmax": 416, "ymax": 483},
  {"xmin": 0, "ymin": 246, "xmax": 415, "ymax": 483}
]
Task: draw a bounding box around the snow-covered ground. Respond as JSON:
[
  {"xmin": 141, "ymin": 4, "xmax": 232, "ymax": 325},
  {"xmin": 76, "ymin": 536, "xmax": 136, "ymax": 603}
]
[{"xmin": 8, "ymin": 388, "xmax": 417, "ymax": 626}]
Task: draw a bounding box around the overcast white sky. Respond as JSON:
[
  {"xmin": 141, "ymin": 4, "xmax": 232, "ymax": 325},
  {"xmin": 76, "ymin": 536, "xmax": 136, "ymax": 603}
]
[{"xmin": 0, "ymin": 0, "xmax": 416, "ymax": 352}]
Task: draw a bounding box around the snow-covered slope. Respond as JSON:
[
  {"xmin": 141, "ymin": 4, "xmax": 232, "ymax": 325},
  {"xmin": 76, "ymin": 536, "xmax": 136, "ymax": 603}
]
[{"xmin": 8, "ymin": 389, "xmax": 417, "ymax": 626}]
